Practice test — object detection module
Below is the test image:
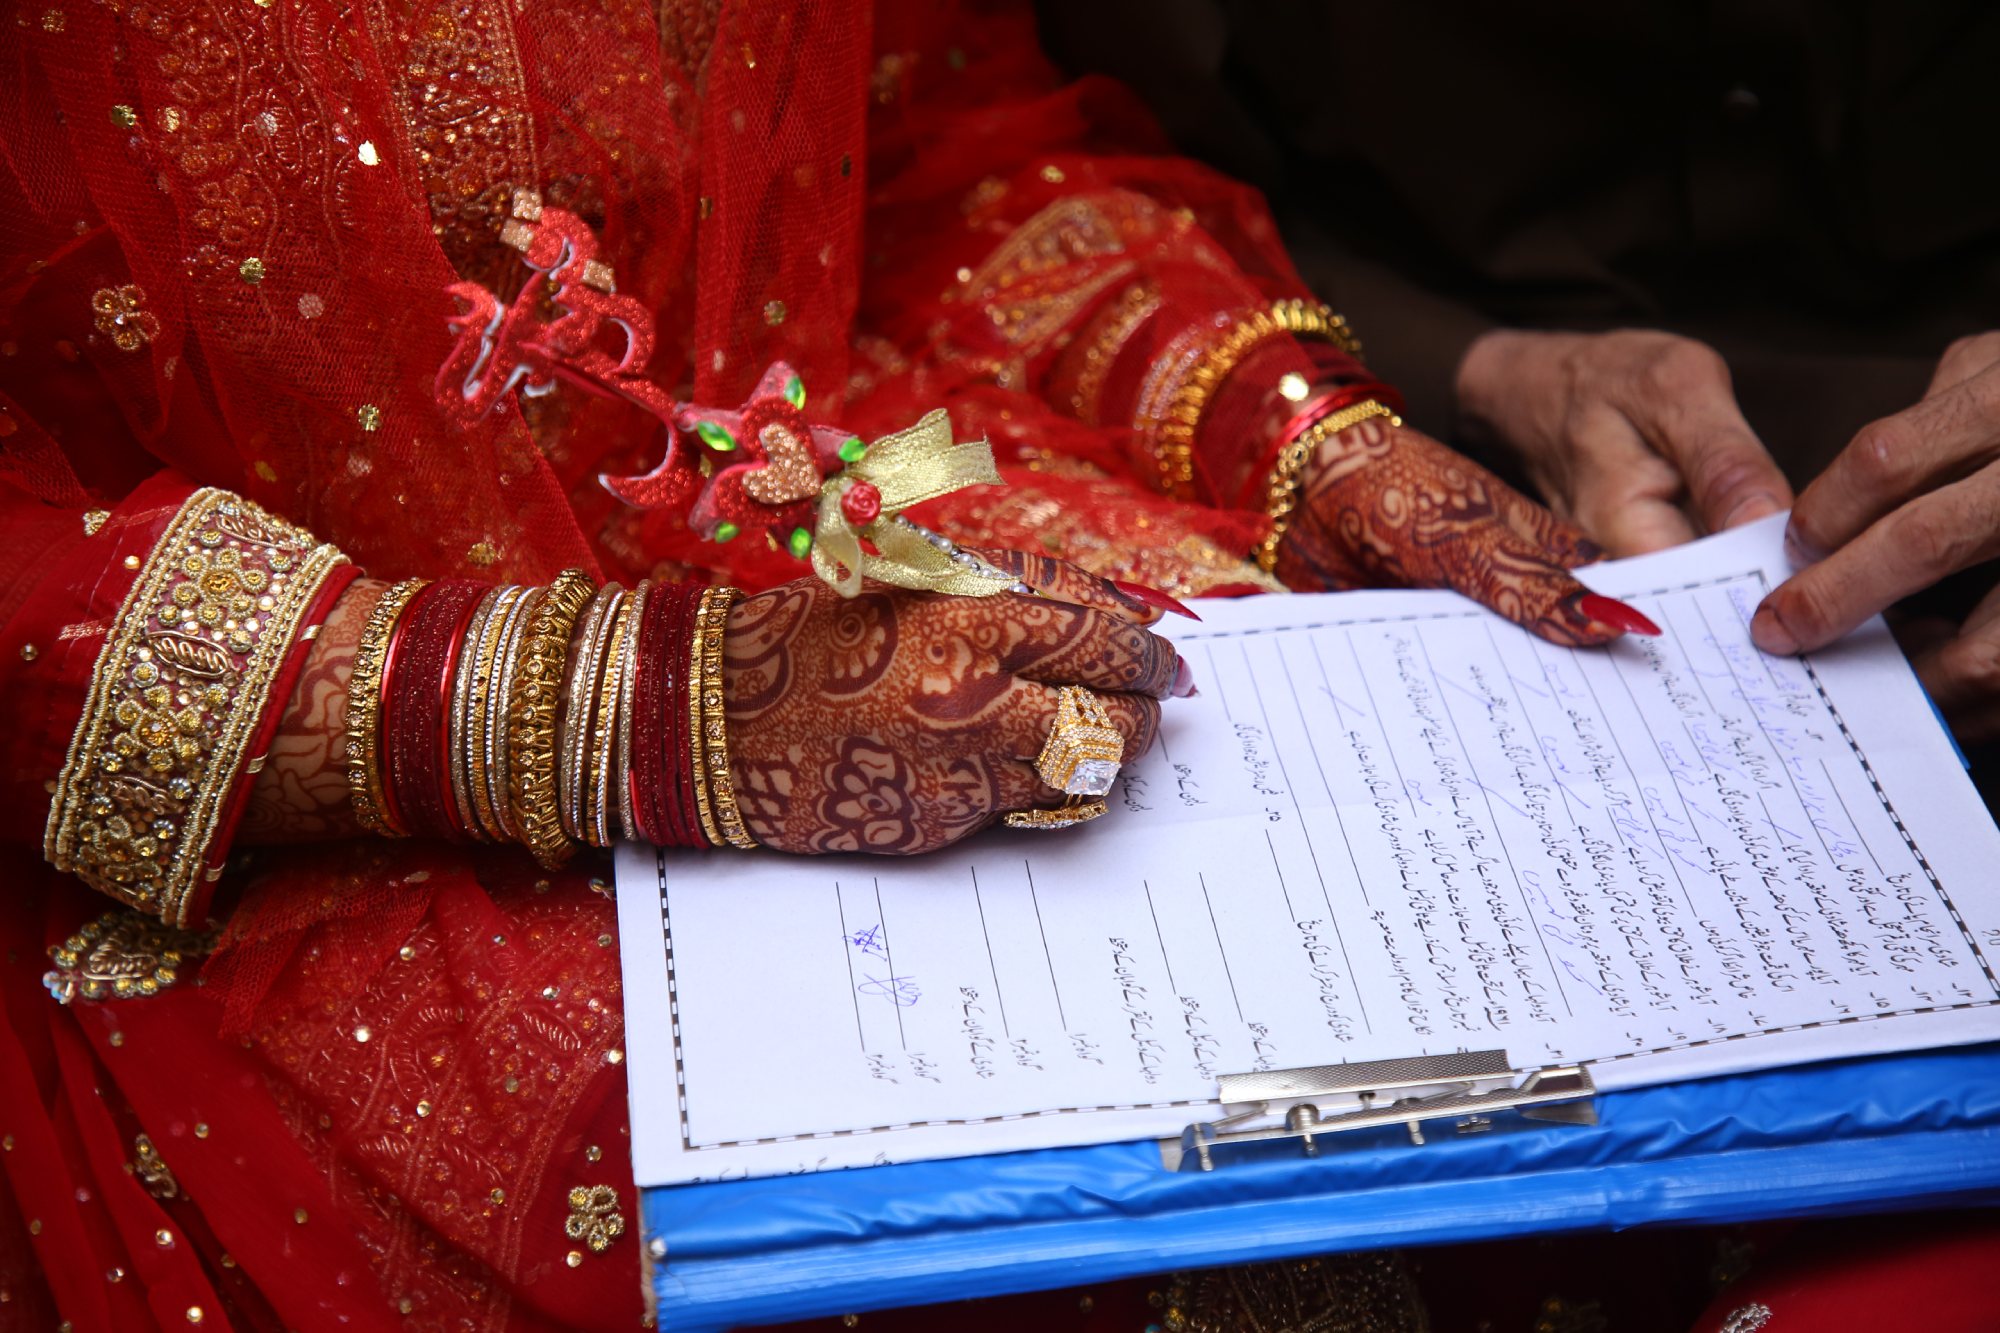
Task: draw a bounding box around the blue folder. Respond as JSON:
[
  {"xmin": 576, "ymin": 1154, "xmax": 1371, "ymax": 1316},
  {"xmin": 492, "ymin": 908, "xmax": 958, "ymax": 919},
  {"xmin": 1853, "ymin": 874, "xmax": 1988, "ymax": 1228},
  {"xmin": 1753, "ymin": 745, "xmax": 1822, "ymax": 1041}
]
[{"xmin": 641, "ymin": 1041, "xmax": 2000, "ymax": 1330}]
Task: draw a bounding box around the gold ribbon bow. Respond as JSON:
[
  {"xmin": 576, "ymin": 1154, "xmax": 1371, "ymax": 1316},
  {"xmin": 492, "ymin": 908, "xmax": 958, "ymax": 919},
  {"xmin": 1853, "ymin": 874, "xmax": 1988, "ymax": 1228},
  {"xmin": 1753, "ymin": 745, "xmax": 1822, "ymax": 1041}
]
[{"xmin": 811, "ymin": 409, "xmax": 1008, "ymax": 598}]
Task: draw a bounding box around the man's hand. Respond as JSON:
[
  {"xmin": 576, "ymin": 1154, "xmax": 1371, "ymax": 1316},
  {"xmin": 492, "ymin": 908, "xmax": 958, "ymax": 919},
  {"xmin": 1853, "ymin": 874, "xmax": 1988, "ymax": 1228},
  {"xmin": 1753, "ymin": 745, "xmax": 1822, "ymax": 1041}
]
[
  {"xmin": 1752, "ymin": 332, "xmax": 2000, "ymax": 741},
  {"xmin": 1456, "ymin": 329, "xmax": 1792, "ymax": 555}
]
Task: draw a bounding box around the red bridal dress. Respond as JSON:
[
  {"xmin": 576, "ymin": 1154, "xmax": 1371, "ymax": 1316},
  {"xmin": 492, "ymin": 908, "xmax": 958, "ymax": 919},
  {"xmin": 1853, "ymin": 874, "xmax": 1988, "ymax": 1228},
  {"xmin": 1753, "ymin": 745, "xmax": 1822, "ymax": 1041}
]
[
  {"xmin": 0, "ymin": 1, "xmax": 1388, "ymax": 1327},
  {"xmin": 6, "ymin": 1, "xmax": 1993, "ymax": 1330}
]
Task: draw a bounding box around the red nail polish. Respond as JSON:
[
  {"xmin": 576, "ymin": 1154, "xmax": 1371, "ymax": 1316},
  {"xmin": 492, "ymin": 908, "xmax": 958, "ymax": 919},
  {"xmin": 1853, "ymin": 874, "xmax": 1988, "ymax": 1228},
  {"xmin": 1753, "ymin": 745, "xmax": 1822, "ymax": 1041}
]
[
  {"xmin": 1578, "ymin": 594, "xmax": 1661, "ymax": 636},
  {"xmin": 1171, "ymin": 658, "xmax": 1199, "ymax": 698},
  {"xmin": 1113, "ymin": 580, "xmax": 1201, "ymax": 620}
]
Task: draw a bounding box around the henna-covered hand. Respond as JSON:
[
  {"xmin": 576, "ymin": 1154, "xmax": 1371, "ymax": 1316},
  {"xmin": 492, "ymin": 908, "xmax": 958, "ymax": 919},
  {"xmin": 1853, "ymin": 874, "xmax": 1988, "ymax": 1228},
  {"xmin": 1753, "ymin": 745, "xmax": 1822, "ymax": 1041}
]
[
  {"xmin": 1275, "ymin": 417, "xmax": 1657, "ymax": 646},
  {"xmin": 723, "ymin": 561, "xmax": 1189, "ymax": 855}
]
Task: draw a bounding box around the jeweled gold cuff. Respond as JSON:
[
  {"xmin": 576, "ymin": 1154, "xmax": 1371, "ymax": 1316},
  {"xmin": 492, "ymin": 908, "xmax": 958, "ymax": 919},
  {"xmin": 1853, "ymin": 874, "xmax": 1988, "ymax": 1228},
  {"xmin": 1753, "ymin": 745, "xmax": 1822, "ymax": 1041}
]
[
  {"xmin": 507, "ymin": 568, "xmax": 596, "ymax": 869},
  {"xmin": 1255, "ymin": 398, "xmax": 1402, "ymax": 574},
  {"xmin": 690, "ymin": 587, "xmax": 756, "ymax": 849},
  {"xmin": 45, "ymin": 488, "xmax": 349, "ymax": 925}
]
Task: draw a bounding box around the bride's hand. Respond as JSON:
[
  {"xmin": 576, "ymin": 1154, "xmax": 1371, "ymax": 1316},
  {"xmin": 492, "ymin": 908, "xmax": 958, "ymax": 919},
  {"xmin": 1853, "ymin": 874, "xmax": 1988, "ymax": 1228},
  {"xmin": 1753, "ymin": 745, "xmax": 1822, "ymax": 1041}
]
[
  {"xmin": 1275, "ymin": 416, "xmax": 1657, "ymax": 646},
  {"xmin": 723, "ymin": 559, "xmax": 1190, "ymax": 854}
]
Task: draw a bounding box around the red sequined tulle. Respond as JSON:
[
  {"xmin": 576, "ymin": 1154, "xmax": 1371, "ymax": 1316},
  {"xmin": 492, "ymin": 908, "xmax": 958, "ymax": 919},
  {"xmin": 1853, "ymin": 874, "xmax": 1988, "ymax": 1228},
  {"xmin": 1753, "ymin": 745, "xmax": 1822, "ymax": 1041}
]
[{"xmin": 1, "ymin": 1, "xmax": 1366, "ymax": 1327}]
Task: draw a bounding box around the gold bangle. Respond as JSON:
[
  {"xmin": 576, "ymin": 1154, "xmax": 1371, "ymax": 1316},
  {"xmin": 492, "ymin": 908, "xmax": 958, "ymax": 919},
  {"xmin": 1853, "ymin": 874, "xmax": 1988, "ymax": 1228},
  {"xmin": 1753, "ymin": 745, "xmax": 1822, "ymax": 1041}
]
[
  {"xmin": 1268, "ymin": 297, "xmax": 1363, "ymax": 359},
  {"xmin": 559, "ymin": 585, "xmax": 622, "ymax": 842},
  {"xmin": 1070, "ymin": 281, "xmax": 1160, "ymax": 425},
  {"xmin": 507, "ymin": 568, "xmax": 595, "ymax": 869},
  {"xmin": 462, "ymin": 585, "xmax": 527, "ymax": 841},
  {"xmin": 346, "ymin": 577, "xmax": 428, "ymax": 838},
  {"xmin": 1153, "ymin": 308, "xmax": 1287, "ymax": 500},
  {"xmin": 448, "ymin": 586, "xmax": 506, "ymax": 840},
  {"xmin": 690, "ymin": 587, "xmax": 757, "ymax": 849},
  {"xmin": 587, "ymin": 591, "xmax": 634, "ymax": 848},
  {"xmin": 481, "ymin": 585, "xmax": 538, "ymax": 842},
  {"xmin": 614, "ymin": 581, "xmax": 649, "ymax": 842},
  {"xmin": 1255, "ymin": 399, "xmax": 1402, "ymax": 573}
]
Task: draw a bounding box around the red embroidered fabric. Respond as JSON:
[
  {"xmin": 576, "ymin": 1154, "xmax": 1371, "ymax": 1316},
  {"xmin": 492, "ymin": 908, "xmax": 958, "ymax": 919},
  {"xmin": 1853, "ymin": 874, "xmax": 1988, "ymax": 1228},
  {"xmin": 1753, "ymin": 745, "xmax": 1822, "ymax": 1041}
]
[{"xmin": 0, "ymin": 1, "xmax": 1396, "ymax": 1328}]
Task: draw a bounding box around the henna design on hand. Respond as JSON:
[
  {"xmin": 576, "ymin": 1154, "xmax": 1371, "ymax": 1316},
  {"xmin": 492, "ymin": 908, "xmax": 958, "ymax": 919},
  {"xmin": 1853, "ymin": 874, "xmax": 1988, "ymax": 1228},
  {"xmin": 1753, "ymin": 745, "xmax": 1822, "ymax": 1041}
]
[
  {"xmin": 242, "ymin": 581, "xmax": 381, "ymax": 843},
  {"xmin": 723, "ymin": 570, "xmax": 1180, "ymax": 854},
  {"xmin": 1275, "ymin": 420, "xmax": 1618, "ymax": 647}
]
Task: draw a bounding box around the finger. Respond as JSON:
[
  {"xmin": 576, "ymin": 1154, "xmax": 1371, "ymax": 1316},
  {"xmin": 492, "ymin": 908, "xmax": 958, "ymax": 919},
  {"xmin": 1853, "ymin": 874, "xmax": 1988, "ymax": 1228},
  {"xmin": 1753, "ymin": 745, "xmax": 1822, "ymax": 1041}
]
[
  {"xmin": 1649, "ymin": 393, "xmax": 1791, "ymax": 534},
  {"xmin": 993, "ymin": 678, "xmax": 1163, "ymax": 772},
  {"xmin": 998, "ymin": 596, "xmax": 1187, "ymax": 699},
  {"xmin": 1425, "ymin": 499, "xmax": 1652, "ymax": 647},
  {"xmin": 1492, "ymin": 476, "xmax": 1611, "ymax": 568},
  {"xmin": 1788, "ymin": 366, "xmax": 2000, "ymax": 563},
  {"xmin": 1609, "ymin": 338, "xmax": 1793, "ymax": 534},
  {"xmin": 1559, "ymin": 403, "xmax": 1702, "ymax": 556},
  {"xmin": 1926, "ymin": 332, "xmax": 2000, "ymax": 398},
  {"xmin": 1913, "ymin": 603, "xmax": 2000, "ymax": 747},
  {"xmin": 965, "ymin": 547, "xmax": 1190, "ymax": 625},
  {"xmin": 1753, "ymin": 467, "xmax": 2000, "ymax": 655}
]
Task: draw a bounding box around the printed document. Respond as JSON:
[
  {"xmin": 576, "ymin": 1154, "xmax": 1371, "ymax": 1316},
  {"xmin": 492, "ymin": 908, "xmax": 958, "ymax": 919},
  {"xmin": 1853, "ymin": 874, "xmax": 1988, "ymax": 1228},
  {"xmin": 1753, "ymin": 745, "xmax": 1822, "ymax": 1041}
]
[{"xmin": 616, "ymin": 515, "xmax": 2000, "ymax": 1184}]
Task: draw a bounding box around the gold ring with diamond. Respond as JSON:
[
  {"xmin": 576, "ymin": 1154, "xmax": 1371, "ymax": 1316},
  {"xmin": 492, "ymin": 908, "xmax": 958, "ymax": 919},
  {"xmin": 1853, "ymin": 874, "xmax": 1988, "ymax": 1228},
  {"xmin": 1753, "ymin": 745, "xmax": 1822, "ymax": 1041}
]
[
  {"xmin": 1004, "ymin": 796, "xmax": 1109, "ymax": 831},
  {"xmin": 1034, "ymin": 685, "xmax": 1125, "ymax": 796}
]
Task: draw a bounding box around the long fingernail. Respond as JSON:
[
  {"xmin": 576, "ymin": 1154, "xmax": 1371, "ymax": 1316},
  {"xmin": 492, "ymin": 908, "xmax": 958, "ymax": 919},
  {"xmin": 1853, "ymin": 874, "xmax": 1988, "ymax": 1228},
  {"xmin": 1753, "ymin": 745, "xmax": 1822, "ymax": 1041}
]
[
  {"xmin": 1114, "ymin": 581, "xmax": 1201, "ymax": 620},
  {"xmin": 1171, "ymin": 658, "xmax": 1199, "ymax": 697},
  {"xmin": 1750, "ymin": 602, "xmax": 1798, "ymax": 655},
  {"xmin": 1578, "ymin": 593, "xmax": 1661, "ymax": 636}
]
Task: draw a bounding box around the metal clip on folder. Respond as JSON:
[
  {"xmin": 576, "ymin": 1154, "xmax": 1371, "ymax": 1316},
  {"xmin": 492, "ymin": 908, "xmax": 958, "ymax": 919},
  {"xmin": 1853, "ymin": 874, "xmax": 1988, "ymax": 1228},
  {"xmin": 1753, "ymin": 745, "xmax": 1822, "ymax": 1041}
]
[{"xmin": 1165, "ymin": 1049, "xmax": 1597, "ymax": 1172}]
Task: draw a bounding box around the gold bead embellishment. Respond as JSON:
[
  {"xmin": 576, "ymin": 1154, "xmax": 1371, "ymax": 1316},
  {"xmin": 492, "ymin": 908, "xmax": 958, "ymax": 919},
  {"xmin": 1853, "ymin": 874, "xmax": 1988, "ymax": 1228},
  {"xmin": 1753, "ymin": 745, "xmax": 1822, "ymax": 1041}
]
[
  {"xmin": 690, "ymin": 587, "xmax": 756, "ymax": 849},
  {"xmin": 43, "ymin": 910, "xmax": 216, "ymax": 1005},
  {"xmin": 1255, "ymin": 399, "xmax": 1400, "ymax": 574},
  {"xmin": 564, "ymin": 1184, "xmax": 626, "ymax": 1254},
  {"xmin": 1267, "ymin": 297, "xmax": 1362, "ymax": 359},
  {"xmin": 238, "ymin": 257, "xmax": 266, "ymax": 285},
  {"xmin": 507, "ymin": 569, "xmax": 596, "ymax": 868},
  {"xmin": 344, "ymin": 578, "xmax": 427, "ymax": 837},
  {"xmin": 132, "ymin": 1134, "xmax": 179, "ymax": 1199},
  {"xmin": 355, "ymin": 403, "xmax": 381, "ymax": 432},
  {"xmin": 45, "ymin": 490, "xmax": 348, "ymax": 923}
]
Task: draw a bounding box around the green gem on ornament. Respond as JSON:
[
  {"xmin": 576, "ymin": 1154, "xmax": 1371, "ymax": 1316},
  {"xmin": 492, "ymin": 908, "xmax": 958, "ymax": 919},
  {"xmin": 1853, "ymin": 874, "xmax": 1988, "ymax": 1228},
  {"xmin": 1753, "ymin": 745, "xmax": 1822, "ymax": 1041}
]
[
  {"xmin": 783, "ymin": 375, "xmax": 806, "ymax": 410},
  {"xmin": 788, "ymin": 527, "xmax": 813, "ymax": 559},
  {"xmin": 694, "ymin": 420, "xmax": 737, "ymax": 452},
  {"xmin": 713, "ymin": 521, "xmax": 740, "ymax": 543},
  {"xmin": 838, "ymin": 437, "xmax": 867, "ymax": 464}
]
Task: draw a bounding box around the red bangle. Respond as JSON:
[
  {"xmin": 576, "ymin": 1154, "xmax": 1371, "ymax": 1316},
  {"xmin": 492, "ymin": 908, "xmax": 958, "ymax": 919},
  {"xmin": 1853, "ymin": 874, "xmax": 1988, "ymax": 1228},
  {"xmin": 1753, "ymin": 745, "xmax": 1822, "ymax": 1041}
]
[
  {"xmin": 628, "ymin": 581, "xmax": 674, "ymax": 845},
  {"xmin": 658, "ymin": 583, "xmax": 709, "ymax": 848},
  {"xmin": 384, "ymin": 579, "xmax": 487, "ymax": 840}
]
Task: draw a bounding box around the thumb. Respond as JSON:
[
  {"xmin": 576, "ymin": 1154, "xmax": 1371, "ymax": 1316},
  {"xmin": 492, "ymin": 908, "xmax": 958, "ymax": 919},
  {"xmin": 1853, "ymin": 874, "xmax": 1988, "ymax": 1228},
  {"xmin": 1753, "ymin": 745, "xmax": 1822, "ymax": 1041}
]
[{"xmin": 1642, "ymin": 382, "xmax": 1792, "ymax": 533}]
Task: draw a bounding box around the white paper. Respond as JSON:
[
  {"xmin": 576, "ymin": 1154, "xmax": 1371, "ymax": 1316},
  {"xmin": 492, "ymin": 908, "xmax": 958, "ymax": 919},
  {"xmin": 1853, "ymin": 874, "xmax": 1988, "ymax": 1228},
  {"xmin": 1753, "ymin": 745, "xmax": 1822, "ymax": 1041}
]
[{"xmin": 616, "ymin": 515, "xmax": 2000, "ymax": 1185}]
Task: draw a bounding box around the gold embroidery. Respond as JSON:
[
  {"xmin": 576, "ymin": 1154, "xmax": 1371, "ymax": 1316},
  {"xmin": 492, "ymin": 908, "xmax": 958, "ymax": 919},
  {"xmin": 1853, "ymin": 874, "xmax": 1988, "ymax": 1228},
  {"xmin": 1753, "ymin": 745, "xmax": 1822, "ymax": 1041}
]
[
  {"xmin": 564, "ymin": 1184, "xmax": 626, "ymax": 1253},
  {"xmin": 90, "ymin": 287, "xmax": 159, "ymax": 352},
  {"xmin": 132, "ymin": 1134, "xmax": 179, "ymax": 1199},
  {"xmin": 45, "ymin": 489, "xmax": 348, "ymax": 924},
  {"xmin": 44, "ymin": 910, "xmax": 217, "ymax": 1004}
]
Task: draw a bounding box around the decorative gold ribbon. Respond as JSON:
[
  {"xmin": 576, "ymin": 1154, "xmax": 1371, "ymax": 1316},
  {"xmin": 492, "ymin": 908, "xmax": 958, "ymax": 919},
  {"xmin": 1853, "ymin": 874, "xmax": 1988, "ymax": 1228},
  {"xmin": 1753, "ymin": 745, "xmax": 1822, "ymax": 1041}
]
[{"xmin": 811, "ymin": 409, "xmax": 1009, "ymax": 598}]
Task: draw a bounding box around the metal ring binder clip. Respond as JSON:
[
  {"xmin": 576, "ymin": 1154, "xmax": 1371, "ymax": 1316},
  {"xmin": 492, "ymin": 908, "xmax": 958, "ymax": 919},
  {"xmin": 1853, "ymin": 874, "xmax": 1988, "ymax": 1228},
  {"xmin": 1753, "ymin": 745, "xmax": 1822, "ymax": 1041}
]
[{"xmin": 1165, "ymin": 1049, "xmax": 1598, "ymax": 1172}]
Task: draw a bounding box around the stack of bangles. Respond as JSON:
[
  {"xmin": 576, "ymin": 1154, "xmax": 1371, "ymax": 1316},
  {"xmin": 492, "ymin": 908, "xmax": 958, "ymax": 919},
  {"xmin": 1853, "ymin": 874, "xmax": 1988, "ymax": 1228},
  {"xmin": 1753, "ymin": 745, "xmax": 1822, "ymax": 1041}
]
[
  {"xmin": 345, "ymin": 574, "xmax": 756, "ymax": 866},
  {"xmin": 1253, "ymin": 390, "xmax": 1404, "ymax": 573}
]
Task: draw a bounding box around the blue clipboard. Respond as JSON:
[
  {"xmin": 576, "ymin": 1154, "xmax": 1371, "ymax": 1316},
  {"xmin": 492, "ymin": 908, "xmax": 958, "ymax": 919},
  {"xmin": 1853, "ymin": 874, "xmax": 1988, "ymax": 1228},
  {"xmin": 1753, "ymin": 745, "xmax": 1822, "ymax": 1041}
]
[{"xmin": 641, "ymin": 1041, "xmax": 2000, "ymax": 1330}]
